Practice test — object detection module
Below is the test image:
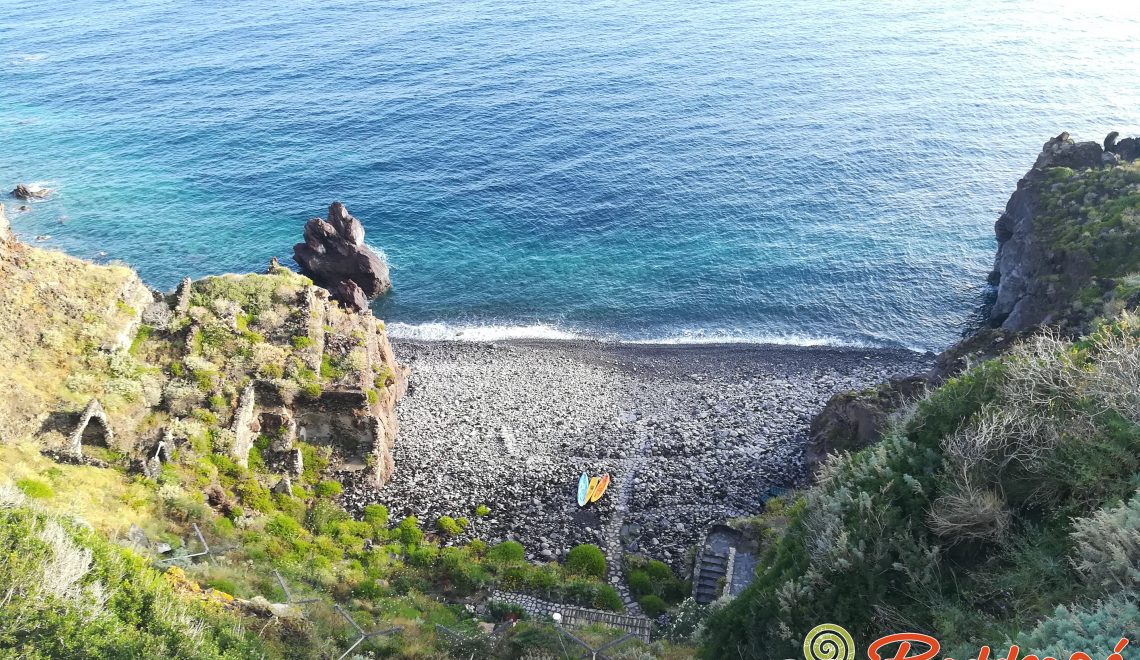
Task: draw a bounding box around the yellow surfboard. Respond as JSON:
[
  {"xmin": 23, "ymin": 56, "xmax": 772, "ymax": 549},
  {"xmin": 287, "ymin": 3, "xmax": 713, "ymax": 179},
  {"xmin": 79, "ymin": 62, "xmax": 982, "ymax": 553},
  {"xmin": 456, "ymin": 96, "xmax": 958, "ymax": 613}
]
[
  {"xmin": 589, "ymin": 473, "xmax": 610, "ymax": 503},
  {"xmin": 585, "ymin": 476, "xmax": 601, "ymax": 503}
]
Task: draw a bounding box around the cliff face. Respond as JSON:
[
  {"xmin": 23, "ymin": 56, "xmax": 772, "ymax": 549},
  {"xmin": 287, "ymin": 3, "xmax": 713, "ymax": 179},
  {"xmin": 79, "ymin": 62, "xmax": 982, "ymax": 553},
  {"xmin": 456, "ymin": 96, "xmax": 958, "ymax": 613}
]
[
  {"xmin": 809, "ymin": 131, "xmax": 1140, "ymax": 464},
  {"xmin": 0, "ymin": 219, "xmax": 406, "ymax": 488},
  {"xmin": 990, "ymin": 132, "xmax": 1140, "ymax": 332}
]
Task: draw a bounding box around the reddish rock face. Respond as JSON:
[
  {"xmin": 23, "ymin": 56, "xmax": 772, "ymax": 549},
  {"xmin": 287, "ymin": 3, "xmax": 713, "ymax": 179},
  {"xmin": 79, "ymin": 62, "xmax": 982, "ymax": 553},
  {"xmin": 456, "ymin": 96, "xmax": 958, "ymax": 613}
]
[
  {"xmin": 293, "ymin": 202, "xmax": 391, "ymax": 299},
  {"xmin": 332, "ymin": 279, "xmax": 370, "ymax": 313}
]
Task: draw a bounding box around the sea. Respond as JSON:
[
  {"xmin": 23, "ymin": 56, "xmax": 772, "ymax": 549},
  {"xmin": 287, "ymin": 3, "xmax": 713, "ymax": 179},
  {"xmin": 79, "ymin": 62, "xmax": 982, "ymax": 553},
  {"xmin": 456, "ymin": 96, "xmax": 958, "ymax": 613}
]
[{"xmin": 2, "ymin": 0, "xmax": 1139, "ymax": 352}]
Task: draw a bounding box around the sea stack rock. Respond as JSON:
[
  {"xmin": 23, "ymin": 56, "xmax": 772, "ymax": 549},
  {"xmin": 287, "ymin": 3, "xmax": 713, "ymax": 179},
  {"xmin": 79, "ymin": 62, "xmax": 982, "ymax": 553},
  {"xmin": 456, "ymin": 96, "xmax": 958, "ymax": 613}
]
[{"xmin": 293, "ymin": 202, "xmax": 391, "ymax": 307}]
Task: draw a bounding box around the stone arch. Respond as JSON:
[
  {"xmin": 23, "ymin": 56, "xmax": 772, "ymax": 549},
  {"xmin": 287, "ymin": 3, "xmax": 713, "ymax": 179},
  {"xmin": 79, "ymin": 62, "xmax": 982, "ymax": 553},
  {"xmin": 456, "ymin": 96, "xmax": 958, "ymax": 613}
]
[{"xmin": 67, "ymin": 399, "xmax": 113, "ymax": 459}]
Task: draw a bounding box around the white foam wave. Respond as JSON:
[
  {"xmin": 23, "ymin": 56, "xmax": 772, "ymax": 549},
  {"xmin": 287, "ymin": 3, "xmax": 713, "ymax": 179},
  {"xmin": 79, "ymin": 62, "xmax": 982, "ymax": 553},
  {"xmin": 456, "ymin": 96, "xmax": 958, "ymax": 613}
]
[
  {"xmin": 386, "ymin": 322, "xmax": 586, "ymax": 342},
  {"xmin": 622, "ymin": 332, "xmax": 874, "ymax": 348},
  {"xmin": 383, "ymin": 321, "xmax": 918, "ymax": 350}
]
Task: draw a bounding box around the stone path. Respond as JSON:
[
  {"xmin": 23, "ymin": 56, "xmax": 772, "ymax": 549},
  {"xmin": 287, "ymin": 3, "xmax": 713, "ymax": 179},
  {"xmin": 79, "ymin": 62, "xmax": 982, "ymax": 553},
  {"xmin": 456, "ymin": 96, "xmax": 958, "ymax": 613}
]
[
  {"xmin": 600, "ymin": 415, "xmax": 650, "ymax": 615},
  {"xmin": 489, "ymin": 590, "xmax": 653, "ymax": 641}
]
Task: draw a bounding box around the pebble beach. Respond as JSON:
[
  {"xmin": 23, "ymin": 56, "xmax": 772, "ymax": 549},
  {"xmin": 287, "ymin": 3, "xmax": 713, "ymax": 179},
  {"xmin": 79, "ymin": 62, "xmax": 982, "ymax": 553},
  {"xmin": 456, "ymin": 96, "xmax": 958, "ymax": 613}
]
[{"xmin": 343, "ymin": 339, "xmax": 930, "ymax": 577}]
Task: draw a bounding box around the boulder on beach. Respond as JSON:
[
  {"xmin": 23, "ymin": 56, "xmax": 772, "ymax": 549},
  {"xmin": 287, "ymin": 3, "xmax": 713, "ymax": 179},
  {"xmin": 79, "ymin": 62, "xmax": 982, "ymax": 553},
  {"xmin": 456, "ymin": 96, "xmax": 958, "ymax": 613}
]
[
  {"xmin": 10, "ymin": 183, "xmax": 50, "ymax": 201},
  {"xmin": 293, "ymin": 202, "xmax": 390, "ymax": 302}
]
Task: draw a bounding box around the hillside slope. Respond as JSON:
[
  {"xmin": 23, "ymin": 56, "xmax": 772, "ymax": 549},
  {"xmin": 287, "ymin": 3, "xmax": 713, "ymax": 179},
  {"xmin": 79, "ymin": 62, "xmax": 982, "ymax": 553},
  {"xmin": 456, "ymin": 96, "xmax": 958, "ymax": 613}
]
[{"xmin": 703, "ymin": 134, "xmax": 1140, "ymax": 658}]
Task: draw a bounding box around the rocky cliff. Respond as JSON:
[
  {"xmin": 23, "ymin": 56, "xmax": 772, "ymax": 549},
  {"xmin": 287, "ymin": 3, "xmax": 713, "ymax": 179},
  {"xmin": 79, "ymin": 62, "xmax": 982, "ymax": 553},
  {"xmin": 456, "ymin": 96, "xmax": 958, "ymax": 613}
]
[
  {"xmin": 809, "ymin": 131, "xmax": 1140, "ymax": 464},
  {"xmin": 0, "ymin": 209, "xmax": 406, "ymax": 489}
]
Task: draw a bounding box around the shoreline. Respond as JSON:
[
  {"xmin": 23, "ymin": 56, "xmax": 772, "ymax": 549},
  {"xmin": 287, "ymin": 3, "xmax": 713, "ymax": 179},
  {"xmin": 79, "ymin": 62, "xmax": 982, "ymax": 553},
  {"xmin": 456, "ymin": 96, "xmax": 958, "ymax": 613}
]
[
  {"xmin": 384, "ymin": 321, "xmax": 936, "ymax": 353},
  {"xmin": 343, "ymin": 336, "xmax": 932, "ymax": 594}
]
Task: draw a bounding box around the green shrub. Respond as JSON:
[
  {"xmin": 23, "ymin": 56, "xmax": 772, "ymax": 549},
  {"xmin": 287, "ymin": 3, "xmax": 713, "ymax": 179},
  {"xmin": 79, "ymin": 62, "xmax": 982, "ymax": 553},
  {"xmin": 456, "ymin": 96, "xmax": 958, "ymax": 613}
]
[
  {"xmin": 266, "ymin": 513, "xmax": 304, "ymax": 539},
  {"xmin": 234, "ymin": 479, "xmax": 273, "ymax": 514},
  {"xmin": 299, "ymin": 382, "xmax": 322, "ymax": 400},
  {"xmin": 488, "ymin": 601, "xmax": 527, "ymax": 622},
  {"xmin": 487, "ymin": 540, "xmax": 525, "ymax": 563},
  {"xmin": 475, "ymin": 504, "xmax": 490, "ymax": 517},
  {"xmin": 320, "ymin": 354, "xmax": 346, "ymax": 380},
  {"xmin": 593, "ymin": 585, "xmax": 624, "ymax": 611},
  {"xmin": 207, "ymin": 393, "xmax": 227, "ymax": 411},
  {"xmin": 436, "ymin": 516, "xmax": 462, "ymax": 536},
  {"xmin": 395, "ymin": 516, "xmax": 424, "ymax": 546},
  {"xmin": 193, "ymin": 369, "xmax": 217, "ymax": 391},
  {"xmin": 291, "ymin": 335, "xmax": 313, "ymax": 350},
  {"xmin": 467, "ymin": 539, "xmax": 487, "ymax": 555},
  {"xmin": 307, "ymin": 500, "xmax": 350, "ymax": 536},
  {"xmin": 565, "ymin": 544, "xmax": 606, "ymax": 578},
  {"xmin": 1070, "ymin": 491, "xmax": 1140, "ymax": 591},
  {"xmin": 0, "ymin": 502, "xmax": 266, "ymax": 657},
  {"xmin": 258, "ymin": 362, "xmax": 284, "ymax": 379},
  {"xmin": 16, "ymin": 478, "xmax": 53, "ymax": 499},
  {"xmin": 363, "ymin": 503, "xmax": 388, "ymax": 530},
  {"xmin": 407, "ymin": 543, "xmax": 439, "ymax": 567},
  {"xmin": 205, "ymin": 577, "xmax": 240, "ymax": 597},
  {"xmin": 313, "ymin": 480, "xmax": 343, "ymax": 498},
  {"xmin": 456, "ymin": 517, "xmax": 469, "ymax": 529},
  {"xmin": 190, "ymin": 408, "xmax": 218, "ymax": 426},
  {"xmin": 638, "ymin": 594, "xmax": 668, "ymax": 616},
  {"xmin": 644, "ymin": 559, "xmax": 673, "ymax": 581},
  {"xmin": 628, "ymin": 569, "xmax": 652, "ymax": 596},
  {"xmin": 1008, "ymin": 595, "xmax": 1137, "ymax": 659}
]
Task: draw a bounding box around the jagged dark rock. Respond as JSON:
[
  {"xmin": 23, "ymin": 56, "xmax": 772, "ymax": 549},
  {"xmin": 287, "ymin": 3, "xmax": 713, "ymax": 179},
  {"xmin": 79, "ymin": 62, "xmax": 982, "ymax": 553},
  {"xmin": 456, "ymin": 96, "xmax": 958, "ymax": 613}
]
[
  {"xmin": 1104, "ymin": 130, "xmax": 1120, "ymax": 152},
  {"xmin": 989, "ymin": 132, "xmax": 1130, "ymax": 332},
  {"xmin": 1117, "ymin": 136, "xmax": 1140, "ymax": 162},
  {"xmin": 10, "ymin": 183, "xmax": 50, "ymax": 200},
  {"xmin": 293, "ymin": 202, "xmax": 390, "ymax": 298},
  {"xmin": 332, "ymin": 278, "xmax": 369, "ymax": 313}
]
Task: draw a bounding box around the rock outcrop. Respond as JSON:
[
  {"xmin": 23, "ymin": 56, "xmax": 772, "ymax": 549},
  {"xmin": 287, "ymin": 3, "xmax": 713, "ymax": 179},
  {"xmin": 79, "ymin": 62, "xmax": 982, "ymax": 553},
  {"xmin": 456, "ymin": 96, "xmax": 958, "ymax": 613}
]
[
  {"xmin": 10, "ymin": 183, "xmax": 50, "ymax": 200},
  {"xmin": 293, "ymin": 202, "xmax": 391, "ymax": 307},
  {"xmin": 809, "ymin": 130, "xmax": 1140, "ymax": 469},
  {"xmin": 991, "ymin": 132, "xmax": 1099, "ymax": 331}
]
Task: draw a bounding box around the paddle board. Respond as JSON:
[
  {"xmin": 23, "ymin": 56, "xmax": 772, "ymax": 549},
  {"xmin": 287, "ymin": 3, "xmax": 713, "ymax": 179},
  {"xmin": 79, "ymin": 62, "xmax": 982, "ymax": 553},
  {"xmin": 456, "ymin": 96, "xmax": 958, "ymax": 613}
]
[
  {"xmin": 577, "ymin": 472, "xmax": 589, "ymax": 506},
  {"xmin": 590, "ymin": 473, "xmax": 610, "ymax": 503},
  {"xmin": 585, "ymin": 476, "xmax": 600, "ymax": 503}
]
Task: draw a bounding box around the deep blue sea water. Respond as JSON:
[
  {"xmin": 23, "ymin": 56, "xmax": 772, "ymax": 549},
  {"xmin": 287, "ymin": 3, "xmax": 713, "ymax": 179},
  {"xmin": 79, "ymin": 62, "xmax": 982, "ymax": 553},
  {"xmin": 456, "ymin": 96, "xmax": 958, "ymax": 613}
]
[{"xmin": 2, "ymin": 1, "xmax": 1139, "ymax": 351}]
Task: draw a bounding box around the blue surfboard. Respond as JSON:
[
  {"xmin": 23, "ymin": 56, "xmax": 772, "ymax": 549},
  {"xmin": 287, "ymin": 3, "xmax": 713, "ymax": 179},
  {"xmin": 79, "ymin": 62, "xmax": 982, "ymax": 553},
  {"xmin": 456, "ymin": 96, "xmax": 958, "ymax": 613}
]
[{"xmin": 577, "ymin": 472, "xmax": 589, "ymax": 506}]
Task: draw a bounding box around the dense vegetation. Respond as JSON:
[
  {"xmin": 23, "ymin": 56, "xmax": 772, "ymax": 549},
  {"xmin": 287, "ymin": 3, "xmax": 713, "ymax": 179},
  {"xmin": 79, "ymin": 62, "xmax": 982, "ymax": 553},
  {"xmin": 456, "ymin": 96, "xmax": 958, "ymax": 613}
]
[
  {"xmin": 0, "ymin": 484, "xmax": 265, "ymax": 658},
  {"xmin": 701, "ymin": 315, "xmax": 1140, "ymax": 658}
]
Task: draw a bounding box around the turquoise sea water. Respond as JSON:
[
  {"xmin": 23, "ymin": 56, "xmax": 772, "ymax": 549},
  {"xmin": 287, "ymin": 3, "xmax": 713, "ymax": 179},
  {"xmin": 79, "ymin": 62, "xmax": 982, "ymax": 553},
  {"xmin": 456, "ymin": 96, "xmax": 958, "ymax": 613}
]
[{"xmin": 2, "ymin": 1, "xmax": 1139, "ymax": 351}]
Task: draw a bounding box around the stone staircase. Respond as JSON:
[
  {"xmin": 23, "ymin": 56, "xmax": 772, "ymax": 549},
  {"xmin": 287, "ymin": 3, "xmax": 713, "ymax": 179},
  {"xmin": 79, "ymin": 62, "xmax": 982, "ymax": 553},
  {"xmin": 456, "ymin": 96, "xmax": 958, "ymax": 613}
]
[{"xmin": 693, "ymin": 547, "xmax": 730, "ymax": 604}]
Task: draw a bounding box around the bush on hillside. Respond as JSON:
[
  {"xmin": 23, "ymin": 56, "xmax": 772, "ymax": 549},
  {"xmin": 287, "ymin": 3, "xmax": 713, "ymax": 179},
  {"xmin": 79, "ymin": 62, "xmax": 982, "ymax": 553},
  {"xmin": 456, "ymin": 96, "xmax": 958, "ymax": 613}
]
[
  {"xmin": 436, "ymin": 516, "xmax": 462, "ymax": 536},
  {"xmin": 0, "ymin": 485, "xmax": 264, "ymax": 657},
  {"xmin": 1070, "ymin": 491, "xmax": 1140, "ymax": 592},
  {"xmin": 565, "ymin": 544, "xmax": 606, "ymax": 578},
  {"xmin": 701, "ymin": 315, "xmax": 1140, "ymax": 658},
  {"xmin": 486, "ymin": 540, "xmax": 525, "ymax": 563}
]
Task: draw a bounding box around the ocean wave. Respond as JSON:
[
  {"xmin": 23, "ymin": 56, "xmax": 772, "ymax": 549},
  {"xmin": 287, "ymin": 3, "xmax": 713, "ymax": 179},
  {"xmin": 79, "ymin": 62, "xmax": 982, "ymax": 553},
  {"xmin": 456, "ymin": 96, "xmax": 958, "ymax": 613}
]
[
  {"xmin": 385, "ymin": 322, "xmax": 586, "ymax": 341},
  {"xmin": 622, "ymin": 331, "xmax": 875, "ymax": 348},
  {"xmin": 384, "ymin": 321, "xmax": 919, "ymax": 350}
]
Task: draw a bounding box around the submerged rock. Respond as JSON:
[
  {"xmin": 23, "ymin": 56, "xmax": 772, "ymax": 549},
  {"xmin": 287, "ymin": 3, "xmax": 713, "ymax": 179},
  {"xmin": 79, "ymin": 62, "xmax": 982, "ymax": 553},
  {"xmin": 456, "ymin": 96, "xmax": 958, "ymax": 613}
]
[
  {"xmin": 293, "ymin": 202, "xmax": 390, "ymax": 299},
  {"xmin": 10, "ymin": 183, "xmax": 50, "ymax": 200}
]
